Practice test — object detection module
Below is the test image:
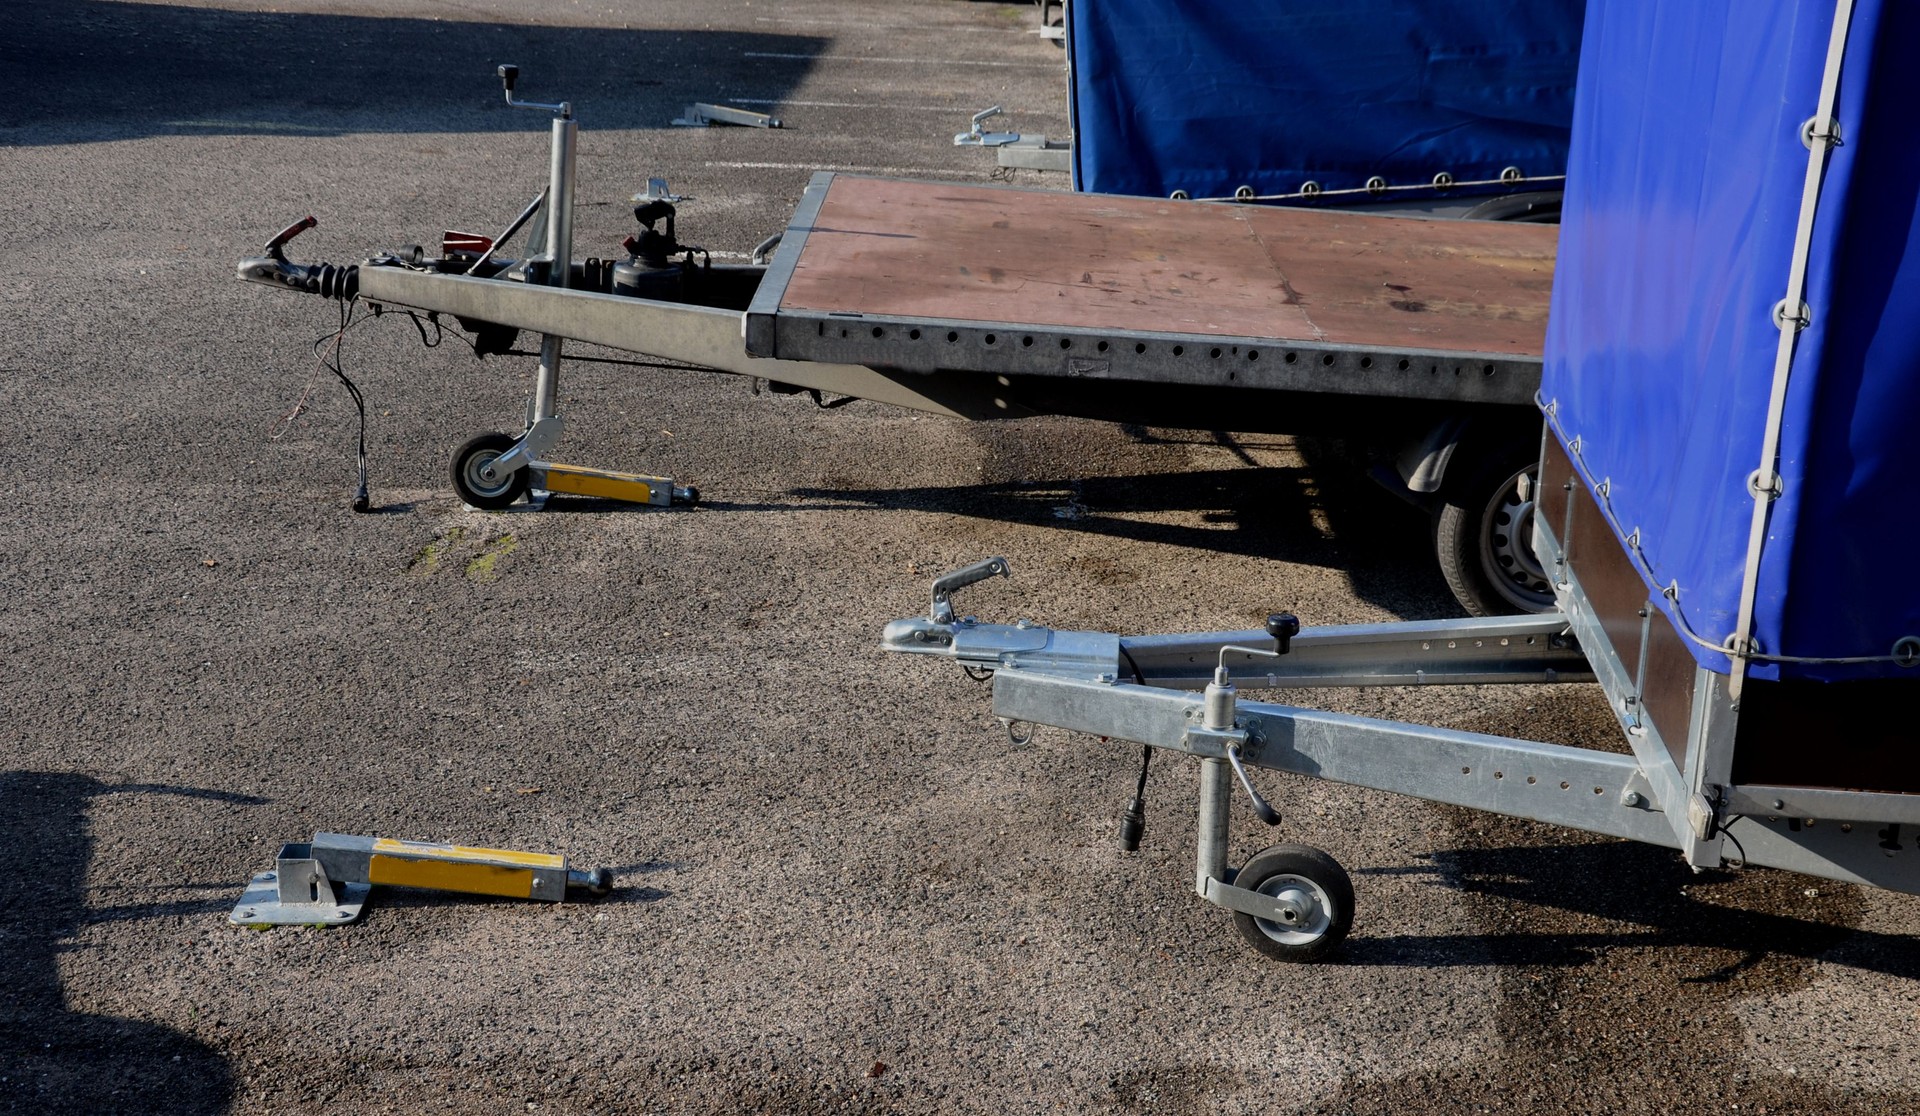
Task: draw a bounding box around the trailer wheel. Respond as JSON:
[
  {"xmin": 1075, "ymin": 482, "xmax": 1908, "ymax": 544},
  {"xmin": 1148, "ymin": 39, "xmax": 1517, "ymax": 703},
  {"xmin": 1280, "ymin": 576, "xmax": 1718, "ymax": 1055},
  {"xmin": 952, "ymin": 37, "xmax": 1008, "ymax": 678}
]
[
  {"xmin": 1435, "ymin": 446, "xmax": 1554, "ymax": 616},
  {"xmin": 450, "ymin": 432, "xmax": 529, "ymax": 510},
  {"xmin": 1230, "ymin": 844, "xmax": 1353, "ymax": 962}
]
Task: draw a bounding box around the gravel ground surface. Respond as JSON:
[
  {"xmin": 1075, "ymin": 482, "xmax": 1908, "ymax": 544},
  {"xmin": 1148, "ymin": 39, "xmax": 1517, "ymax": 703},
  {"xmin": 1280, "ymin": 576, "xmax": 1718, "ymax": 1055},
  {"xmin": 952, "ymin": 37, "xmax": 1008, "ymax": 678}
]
[{"xmin": 4, "ymin": 2, "xmax": 1918, "ymax": 1113}]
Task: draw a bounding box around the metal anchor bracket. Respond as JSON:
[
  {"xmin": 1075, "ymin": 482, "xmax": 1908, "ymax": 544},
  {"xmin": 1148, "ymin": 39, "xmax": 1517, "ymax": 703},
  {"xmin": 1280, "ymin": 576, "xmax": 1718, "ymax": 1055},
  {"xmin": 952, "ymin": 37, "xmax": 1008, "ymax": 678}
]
[{"xmin": 229, "ymin": 842, "xmax": 372, "ymax": 927}]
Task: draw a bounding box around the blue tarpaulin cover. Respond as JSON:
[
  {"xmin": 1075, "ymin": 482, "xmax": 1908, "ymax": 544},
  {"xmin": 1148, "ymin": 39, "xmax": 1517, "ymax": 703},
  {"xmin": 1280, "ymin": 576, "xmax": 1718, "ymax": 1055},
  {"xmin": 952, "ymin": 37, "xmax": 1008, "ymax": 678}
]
[
  {"xmin": 1066, "ymin": 0, "xmax": 1586, "ymax": 201},
  {"xmin": 1543, "ymin": 0, "xmax": 1920, "ymax": 682}
]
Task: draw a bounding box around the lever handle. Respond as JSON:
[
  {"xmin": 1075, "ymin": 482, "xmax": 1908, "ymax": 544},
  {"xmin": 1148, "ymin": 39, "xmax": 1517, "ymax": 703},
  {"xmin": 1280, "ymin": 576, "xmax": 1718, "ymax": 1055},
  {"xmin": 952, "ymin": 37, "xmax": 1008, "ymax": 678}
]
[
  {"xmin": 495, "ymin": 63, "xmax": 570, "ymax": 118},
  {"xmin": 264, "ymin": 215, "xmax": 317, "ymax": 260},
  {"xmin": 930, "ymin": 557, "xmax": 1011, "ymax": 623},
  {"xmin": 1226, "ymin": 744, "xmax": 1281, "ymax": 827}
]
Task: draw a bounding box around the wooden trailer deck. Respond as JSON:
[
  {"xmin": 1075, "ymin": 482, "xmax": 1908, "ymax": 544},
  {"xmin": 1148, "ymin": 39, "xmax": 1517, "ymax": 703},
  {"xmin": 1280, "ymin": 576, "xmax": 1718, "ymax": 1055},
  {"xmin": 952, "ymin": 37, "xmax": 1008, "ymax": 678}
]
[{"xmin": 745, "ymin": 174, "xmax": 1558, "ymax": 405}]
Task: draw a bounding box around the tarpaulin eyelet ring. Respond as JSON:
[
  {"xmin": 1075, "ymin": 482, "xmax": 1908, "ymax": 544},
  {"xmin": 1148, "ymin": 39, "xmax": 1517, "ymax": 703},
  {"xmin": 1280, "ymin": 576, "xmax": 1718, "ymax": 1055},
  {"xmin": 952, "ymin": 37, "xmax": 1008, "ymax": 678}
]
[
  {"xmin": 1894, "ymin": 637, "xmax": 1920, "ymax": 668},
  {"xmin": 1801, "ymin": 115, "xmax": 1843, "ymax": 150}
]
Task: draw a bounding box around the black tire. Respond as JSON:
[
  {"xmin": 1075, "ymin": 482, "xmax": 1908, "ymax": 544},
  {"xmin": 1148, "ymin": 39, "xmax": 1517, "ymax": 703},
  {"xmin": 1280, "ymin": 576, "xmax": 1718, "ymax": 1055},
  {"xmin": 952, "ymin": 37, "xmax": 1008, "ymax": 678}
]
[
  {"xmin": 449, "ymin": 432, "xmax": 529, "ymax": 510},
  {"xmin": 1434, "ymin": 444, "xmax": 1555, "ymax": 617},
  {"xmin": 1230, "ymin": 843, "xmax": 1354, "ymax": 963}
]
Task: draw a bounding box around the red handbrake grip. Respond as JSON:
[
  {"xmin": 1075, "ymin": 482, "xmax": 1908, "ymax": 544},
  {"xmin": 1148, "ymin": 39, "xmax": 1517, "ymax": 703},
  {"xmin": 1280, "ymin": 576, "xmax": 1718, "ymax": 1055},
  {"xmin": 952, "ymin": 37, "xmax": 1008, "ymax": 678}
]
[{"xmin": 265, "ymin": 215, "xmax": 318, "ymax": 259}]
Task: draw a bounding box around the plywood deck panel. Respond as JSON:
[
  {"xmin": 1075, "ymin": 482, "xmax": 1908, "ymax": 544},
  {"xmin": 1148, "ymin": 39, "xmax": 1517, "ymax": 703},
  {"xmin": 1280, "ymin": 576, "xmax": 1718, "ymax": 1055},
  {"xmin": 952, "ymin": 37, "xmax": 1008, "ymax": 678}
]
[{"xmin": 775, "ymin": 176, "xmax": 1555, "ymax": 357}]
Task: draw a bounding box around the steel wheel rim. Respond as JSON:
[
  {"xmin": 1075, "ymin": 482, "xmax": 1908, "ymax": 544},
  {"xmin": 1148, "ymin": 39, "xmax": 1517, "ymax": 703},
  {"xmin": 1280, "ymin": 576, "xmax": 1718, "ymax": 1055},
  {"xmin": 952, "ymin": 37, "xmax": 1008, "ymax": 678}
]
[
  {"xmin": 462, "ymin": 450, "xmax": 514, "ymax": 498},
  {"xmin": 1253, "ymin": 873, "xmax": 1335, "ymax": 945},
  {"xmin": 1479, "ymin": 466, "xmax": 1554, "ymax": 611}
]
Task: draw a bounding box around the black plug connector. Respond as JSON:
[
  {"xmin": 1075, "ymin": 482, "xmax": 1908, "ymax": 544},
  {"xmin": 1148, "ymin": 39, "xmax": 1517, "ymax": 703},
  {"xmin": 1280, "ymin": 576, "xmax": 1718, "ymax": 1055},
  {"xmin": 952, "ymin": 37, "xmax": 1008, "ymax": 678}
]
[
  {"xmin": 1119, "ymin": 794, "xmax": 1146, "ymax": 852},
  {"xmin": 1118, "ymin": 743, "xmax": 1153, "ymax": 852}
]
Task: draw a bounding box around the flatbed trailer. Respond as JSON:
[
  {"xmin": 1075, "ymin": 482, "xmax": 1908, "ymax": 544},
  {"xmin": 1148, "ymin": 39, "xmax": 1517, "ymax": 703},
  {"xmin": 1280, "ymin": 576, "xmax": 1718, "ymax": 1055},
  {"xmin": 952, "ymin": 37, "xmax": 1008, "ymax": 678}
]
[
  {"xmin": 241, "ymin": 71, "xmax": 1559, "ymax": 616},
  {"xmin": 744, "ymin": 173, "xmax": 1551, "ymax": 413}
]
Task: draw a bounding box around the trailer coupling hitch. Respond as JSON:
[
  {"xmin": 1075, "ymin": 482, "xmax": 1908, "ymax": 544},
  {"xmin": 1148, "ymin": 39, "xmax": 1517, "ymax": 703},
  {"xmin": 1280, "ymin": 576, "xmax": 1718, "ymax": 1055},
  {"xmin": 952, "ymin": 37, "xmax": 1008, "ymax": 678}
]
[
  {"xmin": 880, "ymin": 557, "xmax": 1122, "ymax": 678},
  {"xmin": 235, "ymin": 214, "xmax": 360, "ymax": 300}
]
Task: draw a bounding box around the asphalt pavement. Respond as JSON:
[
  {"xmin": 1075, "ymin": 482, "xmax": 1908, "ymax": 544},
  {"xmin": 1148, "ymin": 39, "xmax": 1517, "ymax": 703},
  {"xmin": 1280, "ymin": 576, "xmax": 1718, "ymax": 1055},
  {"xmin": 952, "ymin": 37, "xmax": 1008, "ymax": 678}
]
[{"xmin": 4, "ymin": 1, "xmax": 1917, "ymax": 1113}]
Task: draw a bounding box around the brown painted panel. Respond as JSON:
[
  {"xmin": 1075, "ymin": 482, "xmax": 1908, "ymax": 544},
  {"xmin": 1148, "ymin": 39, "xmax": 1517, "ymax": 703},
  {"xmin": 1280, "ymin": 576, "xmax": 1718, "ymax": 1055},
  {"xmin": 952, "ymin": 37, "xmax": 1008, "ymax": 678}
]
[
  {"xmin": 1543, "ymin": 437, "xmax": 1695, "ymax": 768},
  {"xmin": 1537, "ymin": 435, "xmax": 1574, "ymax": 547},
  {"xmin": 1641, "ymin": 613, "xmax": 1700, "ymax": 770},
  {"xmin": 1565, "ymin": 475, "xmax": 1650, "ymax": 691},
  {"xmin": 779, "ymin": 176, "xmax": 1555, "ymax": 355}
]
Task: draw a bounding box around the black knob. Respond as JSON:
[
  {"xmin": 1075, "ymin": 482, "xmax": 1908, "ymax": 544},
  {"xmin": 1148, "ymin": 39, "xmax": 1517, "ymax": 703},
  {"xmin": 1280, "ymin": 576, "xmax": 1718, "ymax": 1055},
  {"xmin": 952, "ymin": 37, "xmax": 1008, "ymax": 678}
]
[
  {"xmin": 1264, "ymin": 612, "xmax": 1300, "ymax": 653},
  {"xmin": 498, "ymin": 64, "xmax": 519, "ymax": 92}
]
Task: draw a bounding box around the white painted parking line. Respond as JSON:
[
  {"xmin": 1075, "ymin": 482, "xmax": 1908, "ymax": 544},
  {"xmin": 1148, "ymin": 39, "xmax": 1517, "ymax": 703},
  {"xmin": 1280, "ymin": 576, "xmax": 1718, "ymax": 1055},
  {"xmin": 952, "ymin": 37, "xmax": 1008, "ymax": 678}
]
[
  {"xmin": 743, "ymin": 51, "xmax": 1059, "ymax": 69},
  {"xmin": 753, "ymin": 16, "xmax": 1028, "ymax": 33},
  {"xmin": 726, "ymin": 98, "xmax": 964, "ymax": 112},
  {"xmin": 706, "ymin": 160, "xmax": 987, "ymax": 176}
]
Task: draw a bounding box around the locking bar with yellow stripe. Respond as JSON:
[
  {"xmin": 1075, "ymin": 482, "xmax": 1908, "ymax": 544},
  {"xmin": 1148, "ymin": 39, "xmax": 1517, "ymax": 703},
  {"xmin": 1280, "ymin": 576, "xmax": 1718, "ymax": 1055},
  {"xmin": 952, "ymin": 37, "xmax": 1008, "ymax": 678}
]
[{"xmin": 229, "ymin": 832, "xmax": 613, "ymax": 927}]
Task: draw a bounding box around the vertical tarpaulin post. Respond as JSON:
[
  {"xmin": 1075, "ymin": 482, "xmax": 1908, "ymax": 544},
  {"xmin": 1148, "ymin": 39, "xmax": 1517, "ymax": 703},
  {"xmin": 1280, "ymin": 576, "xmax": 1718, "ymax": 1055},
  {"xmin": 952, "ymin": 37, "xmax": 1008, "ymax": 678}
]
[{"xmin": 1727, "ymin": 0, "xmax": 1858, "ymax": 701}]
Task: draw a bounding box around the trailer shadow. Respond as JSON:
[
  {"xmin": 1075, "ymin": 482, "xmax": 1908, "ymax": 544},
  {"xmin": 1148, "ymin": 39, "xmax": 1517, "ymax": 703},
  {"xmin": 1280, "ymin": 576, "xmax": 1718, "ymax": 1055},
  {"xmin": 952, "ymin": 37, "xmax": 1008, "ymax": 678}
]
[
  {"xmin": 1299, "ymin": 822, "xmax": 1920, "ymax": 1113},
  {"xmin": 0, "ymin": 771, "xmax": 267, "ymax": 1115},
  {"xmin": 5, "ymin": 0, "xmax": 827, "ymax": 144},
  {"xmin": 1343, "ymin": 835, "xmax": 1916, "ymax": 981},
  {"xmin": 787, "ymin": 432, "xmax": 1457, "ymax": 619}
]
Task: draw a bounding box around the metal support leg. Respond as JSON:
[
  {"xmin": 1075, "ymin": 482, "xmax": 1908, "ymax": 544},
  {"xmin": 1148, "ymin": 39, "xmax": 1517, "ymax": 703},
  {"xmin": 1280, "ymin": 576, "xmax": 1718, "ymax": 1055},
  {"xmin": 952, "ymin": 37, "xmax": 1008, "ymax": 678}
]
[
  {"xmin": 532, "ymin": 117, "xmax": 576, "ymax": 426},
  {"xmin": 531, "ymin": 333, "xmax": 564, "ymax": 425},
  {"xmin": 1196, "ymin": 757, "xmax": 1231, "ymax": 896},
  {"xmin": 544, "ymin": 117, "xmax": 577, "ymax": 291},
  {"xmin": 523, "ymin": 115, "xmax": 576, "ymax": 505}
]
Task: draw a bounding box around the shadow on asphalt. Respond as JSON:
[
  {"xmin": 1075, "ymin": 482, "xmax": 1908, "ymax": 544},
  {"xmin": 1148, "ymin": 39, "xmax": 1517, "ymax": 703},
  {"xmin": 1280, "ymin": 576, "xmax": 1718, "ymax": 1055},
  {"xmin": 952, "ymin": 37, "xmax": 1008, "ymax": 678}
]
[
  {"xmin": 0, "ymin": 772, "xmax": 266, "ymax": 1116},
  {"xmin": 5, "ymin": 1, "xmax": 826, "ymax": 142},
  {"xmin": 786, "ymin": 433, "xmax": 1456, "ymax": 620},
  {"xmin": 1342, "ymin": 838, "xmax": 1917, "ymax": 980}
]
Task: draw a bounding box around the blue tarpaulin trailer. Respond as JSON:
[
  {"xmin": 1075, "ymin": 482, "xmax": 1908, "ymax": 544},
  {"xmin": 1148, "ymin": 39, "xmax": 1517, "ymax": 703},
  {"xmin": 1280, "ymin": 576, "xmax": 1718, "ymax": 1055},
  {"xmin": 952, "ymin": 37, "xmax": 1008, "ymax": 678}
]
[
  {"xmin": 1545, "ymin": 0, "xmax": 1920, "ymax": 686},
  {"xmin": 1537, "ymin": 0, "xmax": 1920, "ymax": 813},
  {"xmin": 1066, "ymin": 0, "xmax": 1587, "ymax": 206},
  {"xmin": 888, "ymin": 0, "xmax": 1920, "ymax": 961}
]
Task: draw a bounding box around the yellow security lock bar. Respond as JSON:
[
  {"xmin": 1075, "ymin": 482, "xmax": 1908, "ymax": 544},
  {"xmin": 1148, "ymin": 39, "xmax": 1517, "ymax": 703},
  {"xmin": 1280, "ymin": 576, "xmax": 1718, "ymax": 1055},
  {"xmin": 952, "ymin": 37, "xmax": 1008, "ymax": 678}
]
[
  {"xmin": 531, "ymin": 460, "xmax": 701, "ymax": 506},
  {"xmin": 537, "ymin": 462, "xmax": 669, "ymax": 505},
  {"xmin": 229, "ymin": 833, "xmax": 613, "ymax": 927},
  {"xmin": 367, "ymin": 837, "xmax": 565, "ymax": 900}
]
